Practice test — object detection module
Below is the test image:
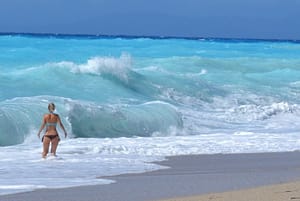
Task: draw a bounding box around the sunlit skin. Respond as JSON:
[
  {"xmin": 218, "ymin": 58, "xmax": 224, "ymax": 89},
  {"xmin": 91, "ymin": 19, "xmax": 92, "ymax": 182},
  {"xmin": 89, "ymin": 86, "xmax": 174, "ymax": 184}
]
[{"xmin": 37, "ymin": 103, "xmax": 67, "ymax": 158}]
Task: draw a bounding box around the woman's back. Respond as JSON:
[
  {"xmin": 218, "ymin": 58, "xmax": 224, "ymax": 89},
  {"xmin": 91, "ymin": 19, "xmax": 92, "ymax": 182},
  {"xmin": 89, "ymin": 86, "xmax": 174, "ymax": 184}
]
[{"xmin": 45, "ymin": 113, "xmax": 58, "ymax": 133}]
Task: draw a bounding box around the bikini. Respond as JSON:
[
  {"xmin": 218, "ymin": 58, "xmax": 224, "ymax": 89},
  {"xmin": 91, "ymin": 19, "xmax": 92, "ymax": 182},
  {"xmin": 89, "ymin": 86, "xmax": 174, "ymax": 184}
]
[
  {"xmin": 42, "ymin": 116, "xmax": 60, "ymax": 142},
  {"xmin": 44, "ymin": 134, "xmax": 59, "ymax": 140}
]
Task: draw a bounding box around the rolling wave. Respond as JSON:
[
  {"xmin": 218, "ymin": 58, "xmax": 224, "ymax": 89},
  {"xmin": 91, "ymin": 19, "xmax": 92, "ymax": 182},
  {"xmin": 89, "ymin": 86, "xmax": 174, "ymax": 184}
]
[
  {"xmin": 68, "ymin": 101, "xmax": 183, "ymax": 138},
  {"xmin": 0, "ymin": 96, "xmax": 183, "ymax": 146}
]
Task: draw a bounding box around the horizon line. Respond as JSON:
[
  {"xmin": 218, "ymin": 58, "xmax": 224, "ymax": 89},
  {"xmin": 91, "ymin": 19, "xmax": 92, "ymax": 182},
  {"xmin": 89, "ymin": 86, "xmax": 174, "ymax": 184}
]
[{"xmin": 0, "ymin": 32, "xmax": 299, "ymax": 43}]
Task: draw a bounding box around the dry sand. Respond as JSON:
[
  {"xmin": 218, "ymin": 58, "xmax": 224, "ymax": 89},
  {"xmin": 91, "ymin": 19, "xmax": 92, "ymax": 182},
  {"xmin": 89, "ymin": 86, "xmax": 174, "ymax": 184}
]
[{"xmin": 158, "ymin": 181, "xmax": 300, "ymax": 201}]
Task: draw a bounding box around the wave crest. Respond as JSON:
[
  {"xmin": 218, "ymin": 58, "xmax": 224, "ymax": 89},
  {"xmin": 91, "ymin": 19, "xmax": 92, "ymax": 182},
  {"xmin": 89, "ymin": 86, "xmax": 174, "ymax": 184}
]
[
  {"xmin": 56, "ymin": 53, "xmax": 132, "ymax": 82},
  {"xmin": 230, "ymin": 102, "xmax": 298, "ymax": 121}
]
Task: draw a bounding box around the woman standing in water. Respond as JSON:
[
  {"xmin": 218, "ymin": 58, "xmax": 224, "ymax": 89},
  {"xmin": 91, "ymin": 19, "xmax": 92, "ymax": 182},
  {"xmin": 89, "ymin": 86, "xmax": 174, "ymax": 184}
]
[{"xmin": 37, "ymin": 103, "xmax": 67, "ymax": 158}]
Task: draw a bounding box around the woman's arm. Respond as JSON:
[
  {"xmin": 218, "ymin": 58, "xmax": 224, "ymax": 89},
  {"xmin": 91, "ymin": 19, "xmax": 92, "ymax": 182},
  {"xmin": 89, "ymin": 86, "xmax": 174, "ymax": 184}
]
[
  {"xmin": 37, "ymin": 115, "xmax": 46, "ymax": 138},
  {"xmin": 58, "ymin": 115, "xmax": 67, "ymax": 138}
]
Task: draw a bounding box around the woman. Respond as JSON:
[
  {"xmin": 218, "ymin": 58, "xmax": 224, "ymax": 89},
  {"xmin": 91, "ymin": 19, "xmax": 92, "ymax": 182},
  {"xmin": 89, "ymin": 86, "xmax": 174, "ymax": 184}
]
[{"xmin": 37, "ymin": 103, "xmax": 67, "ymax": 158}]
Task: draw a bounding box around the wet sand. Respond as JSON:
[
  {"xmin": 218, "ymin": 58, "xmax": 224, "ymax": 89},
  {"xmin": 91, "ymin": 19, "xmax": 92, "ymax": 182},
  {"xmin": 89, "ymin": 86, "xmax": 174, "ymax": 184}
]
[{"xmin": 1, "ymin": 152, "xmax": 300, "ymax": 201}]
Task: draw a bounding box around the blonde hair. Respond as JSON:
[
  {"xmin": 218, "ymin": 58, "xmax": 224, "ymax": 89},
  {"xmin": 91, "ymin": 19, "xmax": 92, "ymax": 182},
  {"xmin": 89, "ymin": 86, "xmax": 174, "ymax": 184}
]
[{"xmin": 48, "ymin": 103, "xmax": 56, "ymax": 113}]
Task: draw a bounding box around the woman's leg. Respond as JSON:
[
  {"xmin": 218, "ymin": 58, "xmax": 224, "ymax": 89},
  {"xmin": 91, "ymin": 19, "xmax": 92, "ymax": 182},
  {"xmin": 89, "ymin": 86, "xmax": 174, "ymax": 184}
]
[
  {"xmin": 50, "ymin": 136, "xmax": 60, "ymax": 156},
  {"xmin": 42, "ymin": 137, "xmax": 51, "ymax": 158}
]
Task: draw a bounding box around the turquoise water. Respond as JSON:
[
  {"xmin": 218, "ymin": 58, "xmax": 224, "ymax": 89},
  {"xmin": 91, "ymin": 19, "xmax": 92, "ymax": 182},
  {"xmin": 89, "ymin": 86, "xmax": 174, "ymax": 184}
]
[
  {"xmin": 1, "ymin": 34, "xmax": 300, "ymax": 194},
  {"xmin": 1, "ymin": 35, "xmax": 300, "ymax": 145}
]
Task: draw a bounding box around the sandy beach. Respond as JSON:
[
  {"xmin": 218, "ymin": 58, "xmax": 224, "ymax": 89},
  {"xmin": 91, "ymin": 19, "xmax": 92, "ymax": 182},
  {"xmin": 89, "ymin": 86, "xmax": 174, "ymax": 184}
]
[
  {"xmin": 158, "ymin": 181, "xmax": 300, "ymax": 201},
  {"xmin": 1, "ymin": 152, "xmax": 300, "ymax": 201}
]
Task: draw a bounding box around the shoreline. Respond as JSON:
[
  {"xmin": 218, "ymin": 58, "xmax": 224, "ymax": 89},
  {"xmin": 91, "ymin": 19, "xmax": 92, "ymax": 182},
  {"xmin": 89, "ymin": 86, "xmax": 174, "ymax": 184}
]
[{"xmin": 1, "ymin": 151, "xmax": 300, "ymax": 201}]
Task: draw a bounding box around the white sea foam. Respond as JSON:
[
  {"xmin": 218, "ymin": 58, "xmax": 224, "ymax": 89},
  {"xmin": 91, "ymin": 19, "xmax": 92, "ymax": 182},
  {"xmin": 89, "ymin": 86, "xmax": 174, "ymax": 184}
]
[
  {"xmin": 55, "ymin": 53, "xmax": 132, "ymax": 81},
  {"xmin": 1, "ymin": 131, "xmax": 300, "ymax": 195}
]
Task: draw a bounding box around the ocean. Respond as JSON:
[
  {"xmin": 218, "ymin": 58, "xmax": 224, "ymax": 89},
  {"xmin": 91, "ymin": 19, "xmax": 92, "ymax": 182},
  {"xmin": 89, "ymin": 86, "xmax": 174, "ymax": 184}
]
[{"xmin": 1, "ymin": 34, "xmax": 300, "ymax": 194}]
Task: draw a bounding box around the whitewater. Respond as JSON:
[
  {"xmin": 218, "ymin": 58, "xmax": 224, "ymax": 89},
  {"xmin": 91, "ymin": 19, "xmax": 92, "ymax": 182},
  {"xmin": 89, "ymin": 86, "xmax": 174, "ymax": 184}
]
[{"xmin": 1, "ymin": 34, "xmax": 300, "ymax": 194}]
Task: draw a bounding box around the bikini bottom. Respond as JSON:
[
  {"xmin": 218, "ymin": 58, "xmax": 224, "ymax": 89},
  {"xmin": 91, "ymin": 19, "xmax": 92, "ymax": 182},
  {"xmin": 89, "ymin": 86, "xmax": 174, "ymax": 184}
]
[{"xmin": 42, "ymin": 134, "xmax": 60, "ymax": 142}]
